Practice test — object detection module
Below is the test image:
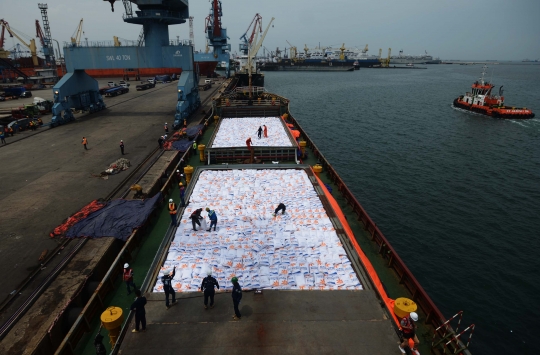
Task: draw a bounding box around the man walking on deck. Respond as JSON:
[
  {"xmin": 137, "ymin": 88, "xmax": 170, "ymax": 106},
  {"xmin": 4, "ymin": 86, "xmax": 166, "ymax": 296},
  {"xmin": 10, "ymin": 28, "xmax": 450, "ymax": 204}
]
[
  {"xmin": 123, "ymin": 263, "xmax": 136, "ymax": 295},
  {"xmin": 273, "ymin": 203, "xmax": 286, "ymax": 216},
  {"xmin": 200, "ymin": 271, "xmax": 220, "ymax": 309},
  {"xmin": 263, "ymin": 125, "xmax": 268, "ymax": 138},
  {"xmin": 120, "ymin": 140, "xmax": 125, "ymax": 155},
  {"xmin": 257, "ymin": 126, "xmax": 263, "ymax": 139},
  {"xmin": 162, "ymin": 267, "xmax": 177, "ymax": 309},
  {"xmin": 82, "ymin": 137, "xmax": 88, "ymax": 150},
  {"xmin": 231, "ymin": 277, "xmax": 242, "ymax": 320},
  {"xmin": 130, "ymin": 289, "xmax": 147, "ymax": 333},
  {"xmin": 190, "ymin": 208, "xmax": 203, "ymax": 231},
  {"xmin": 164, "ymin": 122, "xmax": 169, "ymax": 133},
  {"xmin": 179, "ymin": 183, "xmax": 186, "ymax": 207},
  {"xmin": 168, "ymin": 199, "xmax": 177, "ymax": 225},
  {"xmin": 246, "ymin": 137, "xmax": 252, "ymax": 151},
  {"xmin": 206, "ymin": 207, "xmax": 218, "ymax": 231},
  {"xmin": 398, "ymin": 311, "xmax": 420, "ymax": 354},
  {"xmin": 158, "ymin": 135, "xmax": 164, "ymax": 149}
]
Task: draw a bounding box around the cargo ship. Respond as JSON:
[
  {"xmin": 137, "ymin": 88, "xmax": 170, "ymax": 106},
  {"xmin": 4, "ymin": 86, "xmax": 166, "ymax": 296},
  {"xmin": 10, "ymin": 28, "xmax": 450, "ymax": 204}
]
[
  {"xmin": 453, "ymin": 65, "xmax": 535, "ymax": 119},
  {"xmin": 391, "ymin": 50, "xmax": 441, "ymax": 64}
]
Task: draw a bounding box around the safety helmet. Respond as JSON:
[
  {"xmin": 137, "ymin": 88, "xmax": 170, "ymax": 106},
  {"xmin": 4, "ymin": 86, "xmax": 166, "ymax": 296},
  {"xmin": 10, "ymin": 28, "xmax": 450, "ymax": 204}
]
[
  {"xmin": 124, "ymin": 263, "xmax": 129, "ymax": 268},
  {"xmin": 179, "ymin": 182, "xmax": 183, "ymax": 186},
  {"xmin": 207, "ymin": 271, "xmax": 212, "ymax": 276},
  {"xmin": 121, "ymin": 140, "xmax": 123, "ymax": 142},
  {"xmin": 169, "ymin": 199, "xmax": 173, "ymax": 203},
  {"xmin": 206, "ymin": 207, "xmax": 210, "ymax": 211},
  {"xmin": 176, "ymin": 170, "xmax": 179, "ymax": 173},
  {"xmin": 231, "ymin": 277, "xmax": 238, "ymax": 283},
  {"xmin": 410, "ymin": 312, "xmax": 418, "ymax": 321},
  {"xmin": 162, "ymin": 268, "xmax": 170, "ymax": 275},
  {"xmin": 165, "ymin": 122, "xmax": 167, "ymax": 124}
]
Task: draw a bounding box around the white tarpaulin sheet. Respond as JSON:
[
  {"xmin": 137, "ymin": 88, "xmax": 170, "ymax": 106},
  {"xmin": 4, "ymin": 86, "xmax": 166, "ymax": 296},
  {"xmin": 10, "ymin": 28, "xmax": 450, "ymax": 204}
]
[
  {"xmin": 153, "ymin": 169, "xmax": 362, "ymax": 292},
  {"xmin": 210, "ymin": 117, "xmax": 294, "ymax": 148}
]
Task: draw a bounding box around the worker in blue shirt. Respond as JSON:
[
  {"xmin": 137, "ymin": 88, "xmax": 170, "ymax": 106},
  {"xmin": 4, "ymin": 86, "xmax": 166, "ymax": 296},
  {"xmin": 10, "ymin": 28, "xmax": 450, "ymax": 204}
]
[
  {"xmin": 130, "ymin": 289, "xmax": 147, "ymax": 333},
  {"xmin": 206, "ymin": 207, "xmax": 218, "ymax": 231}
]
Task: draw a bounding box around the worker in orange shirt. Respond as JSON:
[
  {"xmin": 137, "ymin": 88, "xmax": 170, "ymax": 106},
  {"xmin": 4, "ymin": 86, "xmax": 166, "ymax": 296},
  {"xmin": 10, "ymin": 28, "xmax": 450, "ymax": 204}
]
[
  {"xmin": 246, "ymin": 137, "xmax": 252, "ymax": 150},
  {"xmin": 82, "ymin": 137, "xmax": 88, "ymax": 150},
  {"xmin": 263, "ymin": 125, "xmax": 268, "ymax": 138}
]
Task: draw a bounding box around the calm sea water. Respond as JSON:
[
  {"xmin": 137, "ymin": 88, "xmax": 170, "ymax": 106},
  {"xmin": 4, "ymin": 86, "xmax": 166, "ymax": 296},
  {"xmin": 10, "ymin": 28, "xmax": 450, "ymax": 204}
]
[{"xmin": 265, "ymin": 64, "xmax": 540, "ymax": 355}]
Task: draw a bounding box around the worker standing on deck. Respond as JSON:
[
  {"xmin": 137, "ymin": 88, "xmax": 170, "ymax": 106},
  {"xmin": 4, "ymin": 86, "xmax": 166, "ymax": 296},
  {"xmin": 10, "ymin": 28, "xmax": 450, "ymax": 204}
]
[
  {"xmin": 190, "ymin": 208, "xmax": 203, "ymax": 231},
  {"xmin": 120, "ymin": 140, "xmax": 125, "ymax": 155},
  {"xmin": 0, "ymin": 131, "xmax": 6, "ymax": 145},
  {"xmin": 168, "ymin": 199, "xmax": 177, "ymax": 225},
  {"xmin": 263, "ymin": 125, "xmax": 268, "ymax": 138},
  {"xmin": 162, "ymin": 267, "xmax": 177, "ymax": 309},
  {"xmin": 123, "ymin": 263, "xmax": 136, "ymax": 295},
  {"xmin": 273, "ymin": 203, "xmax": 286, "ymax": 216},
  {"xmin": 164, "ymin": 122, "xmax": 169, "ymax": 133},
  {"xmin": 246, "ymin": 137, "xmax": 252, "ymax": 150},
  {"xmin": 130, "ymin": 289, "xmax": 147, "ymax": 333},
  {"xmin": 200, "ymin": 271, "xmax": 219, "ymax": 309},
  {"xmin": 192, "ymin": 141, "xmax": 197, "ymax": 151},
  {"xmin": 398, "ymin": 312, "xmax": 420, "ymax": 354},
  {"xmin": 183, "ymin": 118, "xmax": 187, "ymax": 129},
  {"xmin": 82, "ymin": 137, "xmax": 88, "ymax": 150},
  {"xmin": 158, "ymin": 136, "xmax": 164, "ymax": 149},
  {"xmin": 257, "ymin": 126, "xmax": 263, "ymax": 139},
  {"xmin": 231, "ymin": 277, "xmax": 242, "ymax": 320},
  {"xmin": 206, "ymin": 207, "xmax": 218, "ymax": 231},
  {"xmin": 179, "ymin": 183, "xmax": 186, "ymax": 207}
]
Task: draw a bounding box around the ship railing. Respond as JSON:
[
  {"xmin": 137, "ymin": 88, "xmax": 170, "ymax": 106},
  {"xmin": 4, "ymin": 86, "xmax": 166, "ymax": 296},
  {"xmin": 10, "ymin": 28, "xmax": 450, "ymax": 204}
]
[{"xmin": 285, "ymin": 104, "xmax": 472, "ymax": 353}]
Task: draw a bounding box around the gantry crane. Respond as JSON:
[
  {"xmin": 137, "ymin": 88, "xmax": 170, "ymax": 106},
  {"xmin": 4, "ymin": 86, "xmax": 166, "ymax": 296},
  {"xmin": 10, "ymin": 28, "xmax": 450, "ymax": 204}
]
[
  {"xmin": 1, "ymin": 19, "xmax": 38, "ymax": 66},
  {"xmin": 239, "ymin": 13, "xmax": 262, "ymax": 55},
  {"xmin": 71, "ymin": 19, "xmax": 84, "ymax": 47}
]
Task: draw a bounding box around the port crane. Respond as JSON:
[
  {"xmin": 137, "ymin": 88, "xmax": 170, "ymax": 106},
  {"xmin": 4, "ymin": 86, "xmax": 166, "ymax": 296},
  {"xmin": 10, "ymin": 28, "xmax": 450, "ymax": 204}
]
[
  {"xmin": 239, "ymin": 13, "xmax": 262, "ymax": 55},
  {"xmin": 380, "ymin": 48, "xmax": 391, "ymax": 67},
  {"xmin": 247, "ymin": 17, "xmax": 274, "ymax": 97},
  {"xmin": 204, "ymin": 0, "xmax": 231, "ymax": 77},
  {"xmin": 286, "ymin": 40, "xmax": 298, "ymax": 61},
  {"xmin": 0, "ymin": 20, "xmax": 10, "ymax": 58},
  {"xmin": 38, "ymin": 3, "xmax": 56, "ymax": 68},
  {"xmin": 71, "ymin": 19, "xmax": 84, "ymax": 47},
  {"xmin": 1, "ymin": 20, "xmax": 38, "ymax": 66}
]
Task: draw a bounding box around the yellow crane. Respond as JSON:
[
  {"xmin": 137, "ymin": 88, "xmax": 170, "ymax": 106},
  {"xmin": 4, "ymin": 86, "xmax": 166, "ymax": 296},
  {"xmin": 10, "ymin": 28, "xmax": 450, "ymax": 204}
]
[
  {"xmin": 286, "ymin": 40, "xmax": 297, "ymax": 61},
  {"xmin": 362, "ymin": 44, "xmax": 369, "ymax": 53},
  {"xmin": 339, "ymin": 43, "xmax": 346, "ymax": 60},
  {"xmin": 71, "ymin": 19, "xmax": 84, "ymax": 46},
  {"xmin": 113, "ymin": 36, "xmax": 121, "ymax": 47},
  {"xmin": 380, "ymin": 48, "xmax": 391, "ymax": 67},
  {"xmin": 0, "ymin": 20, "xmax": 38, "ymax": 66}
]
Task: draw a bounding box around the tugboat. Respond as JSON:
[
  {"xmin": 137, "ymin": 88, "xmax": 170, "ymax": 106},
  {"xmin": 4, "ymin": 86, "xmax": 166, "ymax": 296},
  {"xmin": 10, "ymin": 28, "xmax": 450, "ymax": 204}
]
[{"xmin": 453, "ymin": 65, "xmax": 535, "ymax": 119}]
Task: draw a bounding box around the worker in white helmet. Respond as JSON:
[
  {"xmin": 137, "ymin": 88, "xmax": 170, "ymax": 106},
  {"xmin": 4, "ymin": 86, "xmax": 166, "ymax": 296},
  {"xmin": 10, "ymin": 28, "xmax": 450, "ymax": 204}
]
[
  {"xmin": 398, "ymin": 311, "xmax": 420, "ymax": 354},
  {"xmin": 123, "ymin": 263, "xmax": 135, "ymax": 295},
  {"xmin": 168, "ymin": 198, "xmax": 177, "ymax": 225},
  {"xmin": 164, "ymin": 122, "xmax": 169, "ymax": 133}
]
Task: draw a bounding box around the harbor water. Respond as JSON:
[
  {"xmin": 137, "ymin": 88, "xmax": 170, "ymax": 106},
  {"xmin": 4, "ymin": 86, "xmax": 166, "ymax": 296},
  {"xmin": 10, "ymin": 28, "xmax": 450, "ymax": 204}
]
[{"xmin": 264, "ymin": 64, "xmax": 540, "ymax": 355}]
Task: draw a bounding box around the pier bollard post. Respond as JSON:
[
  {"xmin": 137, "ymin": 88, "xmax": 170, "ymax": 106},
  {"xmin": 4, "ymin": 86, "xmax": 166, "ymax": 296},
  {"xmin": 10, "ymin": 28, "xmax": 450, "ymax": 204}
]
[
  {"xmin": 100, "ymin": 306, "xmax": 123, "ymax": 347},
  {"xmin": 393, "ymin": 297, "xmax": 417, "ymax": 319},
  {"xmin": 198, "ymin": 144, "xmax": 206, "ymax": 162},
  {"xmin": 299, "ymin": 141, "xmax": 307, "ymax": 158},
  {"xmin": 313, "ymin": 164, "xmax": 322, "ymax": 177},
  {"xmin": 213, "ymin": 115, "xmax": 220, "ymax": 125},
  {"xmin": 184, "ymin": 165, "xmax": 194, "ymax": 183}
]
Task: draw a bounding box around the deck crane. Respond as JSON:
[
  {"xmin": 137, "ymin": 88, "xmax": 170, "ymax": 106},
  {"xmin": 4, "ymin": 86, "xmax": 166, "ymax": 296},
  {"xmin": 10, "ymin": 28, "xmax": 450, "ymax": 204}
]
[
  {"xmin": 1, "ymin": 20, "xmax": 38, "ymax": 66},
  {"xmin": 247, "ymin": 17, "xmax": 274, "ymax": 97},
  {"xmin": 239, "ymin": 13, "xmax": 262, "ymax": 55},
  {"xmin": 339, "ymin": 43, "xmax": 346, "ymax": 60},
  {"xmin": 286, "ymin": 40, "xmax": 297, "ymax": 61},
  {"xmin": 361, "ymin": 44, "xmax": 368, "ymax": 54},
  {"xmin": 71, "ymin": 19, "xmax": 84, "ymax": 47},
  {"xmin": 0, "ymin": 20, "xmax": 10, "ymax": 58},
  {"xmin": 380, "ymin": 48, "xmax": 391, "ymax": 67}
]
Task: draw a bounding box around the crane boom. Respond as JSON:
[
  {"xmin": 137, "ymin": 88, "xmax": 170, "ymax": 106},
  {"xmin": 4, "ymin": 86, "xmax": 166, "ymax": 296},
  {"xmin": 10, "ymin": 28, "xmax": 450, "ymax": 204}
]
[
  {"xmin": 2, "ymin": 20, "xmax": 38, "ymax": 66},
  {"xmin": 71, "ymin": 19, "xmax": 84, "ymax": 46}
]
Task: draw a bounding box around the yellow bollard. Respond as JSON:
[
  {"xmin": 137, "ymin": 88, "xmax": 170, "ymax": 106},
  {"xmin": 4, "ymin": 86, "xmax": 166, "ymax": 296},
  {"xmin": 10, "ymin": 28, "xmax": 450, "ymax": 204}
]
[
  {"xmin": 184, "ymin": 165, "xmax": 194, "ymax": 183},
  {"xmin": 213, "ymin": 115, "xmax": 220, "ymax": 125},
  {"xmin": 299, "ymin": 141, "xmax": 307, "ymax": 158},
  {"xmin": 313, "ymin": 164, "xmax": 322, "ymax": 177},
  {"xmin": 100, "ymin": 306, "xmax": 124, "ymax": 346},
  {"xmin": 198, "ymin": 144, "xmax": 206, "ymax": 162},
  {"xmin": 393, "ymin": 297, "xmax": 417, "ymax": 319}
]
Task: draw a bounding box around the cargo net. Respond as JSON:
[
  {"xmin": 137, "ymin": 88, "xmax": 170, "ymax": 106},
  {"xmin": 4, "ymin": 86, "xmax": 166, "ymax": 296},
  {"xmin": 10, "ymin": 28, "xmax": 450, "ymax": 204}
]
[
  {"xmin": 211, "ymin": 117, "xmax": 294, "ymax": 148},
  {"xmin": 49, "ymin": 200, "xmax": 106, "ymax": 238},
  {"xmin": 94, "ymin": 158, "xmax": 131, "ymax": 179},
  {"xmin": 153, "ymin": 169, "xmax": 362, "ymax": 292}
]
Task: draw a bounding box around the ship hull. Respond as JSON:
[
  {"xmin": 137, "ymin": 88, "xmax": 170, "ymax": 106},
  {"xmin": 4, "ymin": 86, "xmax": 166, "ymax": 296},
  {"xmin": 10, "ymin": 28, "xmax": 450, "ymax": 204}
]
[
  {"xmin": 390, "ymin": 58, "xmax": 441, "ymax": 64},
  {"xmin": 453, "ymin": 98, "xmax": 535, "ymax": 119}
]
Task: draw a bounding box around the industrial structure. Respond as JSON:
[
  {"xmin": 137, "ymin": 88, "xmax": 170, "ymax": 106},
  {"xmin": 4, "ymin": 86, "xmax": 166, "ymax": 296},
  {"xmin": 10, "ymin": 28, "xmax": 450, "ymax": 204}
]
[{"xmin": 53, "ymin": 0, "xmax": 201, "ymax": 127}]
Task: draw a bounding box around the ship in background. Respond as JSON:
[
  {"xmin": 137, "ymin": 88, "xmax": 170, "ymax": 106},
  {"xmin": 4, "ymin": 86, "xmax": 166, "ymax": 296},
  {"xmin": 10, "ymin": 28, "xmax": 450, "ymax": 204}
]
[{"xmin": 390, "ymin": 50, "xmax": 441, "ymax": 64}]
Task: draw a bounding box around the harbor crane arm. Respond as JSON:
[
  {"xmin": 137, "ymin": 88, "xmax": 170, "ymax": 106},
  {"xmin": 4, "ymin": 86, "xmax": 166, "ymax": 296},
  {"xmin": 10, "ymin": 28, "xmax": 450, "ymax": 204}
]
[
  {"xmin": 2, "ymin": 20, "xmax": 38, "ymax": 66},
  {"xmin": 286, "ymin": 40, "xmax": 297, "ymax": 60},
  {"xmin": 0, "ymin": 21, "xmax": 6, "ymax": 49},
  {"xmin": 71, "ymin": 19, "xmax": 84, "ymax": 46},
  {"xmin": 239, "ymin": 13, "xmax": 262, "ymax": 46},
  {"xmin": 248, "ymin": 17, "xmax": 275, "ymax": 69}
]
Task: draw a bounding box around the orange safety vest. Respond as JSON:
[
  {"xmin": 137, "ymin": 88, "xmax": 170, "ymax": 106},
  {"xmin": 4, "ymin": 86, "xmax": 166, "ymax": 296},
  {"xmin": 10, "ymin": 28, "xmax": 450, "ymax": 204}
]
[
  {"xmin": 169, "ymin": 203, "xmax": 177, "ymax": 215},
  {"xmin": 82, "ymin": 138, "xmax": 87, "ymax": 145}
]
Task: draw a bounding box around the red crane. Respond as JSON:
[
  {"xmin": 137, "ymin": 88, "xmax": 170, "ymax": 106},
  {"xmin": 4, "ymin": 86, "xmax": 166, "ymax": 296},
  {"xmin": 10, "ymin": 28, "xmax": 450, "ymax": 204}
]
[
  {"xmin": 35, "ymin": 20, "xmax": 46, "ymax": 47},
  {"xmin": 204, "ymin": 0, "xmax": 222, "ymax": 38},
  {"xmin": 239, "ymin": 14, "xmax": 263, "ymax": 55}
]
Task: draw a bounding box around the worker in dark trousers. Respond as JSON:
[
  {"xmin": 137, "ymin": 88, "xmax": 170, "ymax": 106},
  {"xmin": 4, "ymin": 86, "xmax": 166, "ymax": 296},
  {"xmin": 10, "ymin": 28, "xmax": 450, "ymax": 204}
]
[
  {"xmin": 273, "ymin": 203, "xmax": 286, "ymax": 216},
  {"xmin": 190, "ymin": 208, "xmax": 203, "ymax": 231},
  {"xmin": 82, "ymin": 137, "xmax": 88, "ymax": 150},
  {"xmin": 130, "ymin": 289, "xmax": 147, "ymax": 333},
  {"xmin": 162, "ymin": 267, "xmax": 177, "ymax": 309},
  {"xmin": 257, "ymin": 126, "xmax": 263, "ymax": 139},
  {"xmin": 168, "ymin": 199, "xmax": 177, "ymax": 225},
  {"xmin": 120, "ymin": 140, "xmax": 125, "ymax": 155},
  {"xmin": 231, "ymin": 277, "xmax": 242, "ymax": 320},
  {"xmin": 206, "ymin": 207, "xmax": 218, "ymax": 231},
  {"xmin": 164, "ymin": 122, "xmax": 169, "ymax": 133},
  {"xmin": 200, "ymin": 271, "xmax": 219, "ymax": 309},
  {"xmin": 123, "ymin": 263, "xmax": 136, "ymax": 295},
  {"xmin": 179, "ymin": 183, "xmax": 186, "ymax": 207},
  {"xmin": 158, "ymin": 136, "xmax": 164, "ymax": 149}
]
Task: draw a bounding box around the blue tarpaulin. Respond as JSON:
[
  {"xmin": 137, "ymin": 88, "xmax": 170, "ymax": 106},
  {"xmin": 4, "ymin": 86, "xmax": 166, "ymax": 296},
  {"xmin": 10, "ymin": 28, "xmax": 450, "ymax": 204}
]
[
  {"xmin": 186, "ymin": 124, "xmax": 203, "ymax": 139},
  {"xmin": 65, "ymin": 193, "xmax": 162, "ymax": 241},
  {"xmin": 171, "ymin": 139, "xmax": 193, "ymax": 152}
]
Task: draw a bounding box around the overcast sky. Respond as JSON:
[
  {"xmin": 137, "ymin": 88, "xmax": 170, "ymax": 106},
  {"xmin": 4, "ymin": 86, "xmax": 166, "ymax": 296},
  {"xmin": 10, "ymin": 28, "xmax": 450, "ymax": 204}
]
[{"xmin": 1, "ymin": 0, "xmax": 539, "ymax": 60}]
